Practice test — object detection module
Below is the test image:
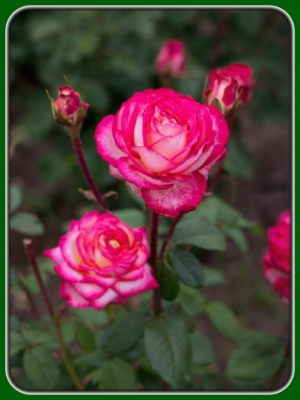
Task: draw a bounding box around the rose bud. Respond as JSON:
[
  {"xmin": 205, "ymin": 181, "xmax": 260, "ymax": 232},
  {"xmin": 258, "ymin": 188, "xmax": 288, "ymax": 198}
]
[
  {"xmin": 44, "ymin": 212, "xmax": 158, "ymax": 310},
  {"xmin": 47, "ymin": 85, "xmax": 89, "ymax": 135},
  {"xmin": 261, "ymin": 210, "xmax": 291, "ymax": 301},
  {"xmin": 95, "ymin": 88, "xmax": 229, "ymax": 218},
  {"xmin": 155, "ymin": 39, "xmax": 186, "ymax": 79},
  {"xmin": 203, "ymin": 63, "xmax": 255, "ymax": 118}
]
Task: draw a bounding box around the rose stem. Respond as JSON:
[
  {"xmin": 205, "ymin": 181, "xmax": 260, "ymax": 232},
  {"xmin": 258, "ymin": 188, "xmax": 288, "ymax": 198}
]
[
  {"xmin": 159, "ymin": 214, "xmax": 183, "ymax": 259},
  {"xmin": 16, "ymin": 272, "xmax": 41, "ymax": 321},
  {"xmin": 70, "ymin": 134, "xmax": 108, "ymax": 212},
  {"xmin": 23, "ymin": 239, "xmax": 83, "ymax": 391},
  {"xmin": 149, "ymin": 211, "xmax": 162, "ymax": 317}
]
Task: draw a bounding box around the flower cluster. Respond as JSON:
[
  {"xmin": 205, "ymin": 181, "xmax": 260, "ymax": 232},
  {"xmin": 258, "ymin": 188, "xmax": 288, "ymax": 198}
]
[
  {"xmin": 95, "ymin": 88, "xmax": 229, "ymax": 218},
  {"xmin": 45, "ymin": 212, "xmax": 158, "ymax": 310},
  {"xmin": 203, "ymin": 63, "xmax": 255, "ymax": 118},
  {"xmin": 261, "ymin": 210, "xmax": 291, "ymax": 301}
]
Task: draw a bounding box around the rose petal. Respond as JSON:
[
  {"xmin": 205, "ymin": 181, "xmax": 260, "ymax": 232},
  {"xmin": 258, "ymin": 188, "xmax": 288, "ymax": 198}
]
[
  {"xmin": 95, "ymin": 115, "xmax": 125, "ymax": 167},
  {"xmin": 72, "ymin": 282, "xmax": 106, "ymax": 301},
  {"xmin": 117, "ymin": 157, "xmax": 174, "ymax": 189},
  {"xmin": 90, "ymin": 288, "xmax": 121, "ymax": 309},
  {"xmin": 54, "ymin": 263, "xmax": 84, "ymax": 282},
  {"xmin": 113, "ymin": 264, "xmax": 158, "ymax": 296},
  {"xmin": 59, "ymin": 231, "xmax": 82, "ymax": 268},
  {"xmin": 44, "ymin": 247, "xmax": 64, "ymax": 265},
  {"xmin": 142, "ymin": 171, "xmax": 207, "ymax": 218},
  {"xmin": 60, "ymin": 281, "xmax": 90, "ymax": 308}
]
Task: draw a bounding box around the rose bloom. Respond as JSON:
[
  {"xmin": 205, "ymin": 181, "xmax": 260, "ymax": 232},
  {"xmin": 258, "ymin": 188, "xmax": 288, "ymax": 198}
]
[
  {"xmin": 52, "ymin": 86, "xmax": 89, "ymax": 127},
  {"xmin": 155, "ymin": 40, "xmax": 186, "ymax": 78},
  {"xmin": 44, "ymin": 212, "xmax": 158, "ymax": 309},
  {"xmin": 261, "ymin": 210, "xmax": 291, "ymax": 301},
  {"xmin": 203, "ymin": 63, "xmax": 255, "ymax": 117},
  {"xmin": 95, "ymin": 88, "xmax": 229, "ymax": 218}
]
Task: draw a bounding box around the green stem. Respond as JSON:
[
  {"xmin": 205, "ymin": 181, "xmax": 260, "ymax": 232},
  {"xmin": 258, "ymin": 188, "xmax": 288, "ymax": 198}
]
[
  {"xmin": 23, "ymin": 239, "xmax": 83, "ymax": 391},
  {"xmin": 71, "ymin": 134, "xmax": 107, "ymax": 212}
]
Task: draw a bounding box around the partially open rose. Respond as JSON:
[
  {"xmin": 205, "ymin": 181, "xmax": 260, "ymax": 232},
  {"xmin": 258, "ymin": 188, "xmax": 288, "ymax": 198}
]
[
  {"xmin": 261, "ymin": 210, "xmax": 291, "ymax": 301},
  {"xmin": 51, "ymin": 86, "xmax": 89, "ymax": 127},
  {"xmin": 95, "ymin": 88, "xmax": 229, "ymax": 218},
  {"xmin": 44, "ymin": 212, "xmax": 158, "ymax": 309},
  {"xmin": 203, "ymin": 63, "xmax": 255, "ymax": 117}
]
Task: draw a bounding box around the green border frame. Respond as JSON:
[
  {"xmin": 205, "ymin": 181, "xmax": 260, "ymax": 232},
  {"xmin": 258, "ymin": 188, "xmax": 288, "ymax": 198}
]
[{"xmin": 4, "ymin": 2, "xmax": 297, "ymax": 399}]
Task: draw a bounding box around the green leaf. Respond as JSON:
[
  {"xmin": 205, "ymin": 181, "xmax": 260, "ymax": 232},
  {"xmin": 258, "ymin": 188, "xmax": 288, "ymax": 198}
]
[
  {"xmin": 93, "ymin": 358, "xmax": 136, "ymax": 390},
  {"xmin": 21, "ymin": 329, "xmax": 53, "ymax": 346},
  {"xmin": 204, "ymin": 301, "xmax": 243, "ymax": 340},
  {"xmin": 226, "ymin": 340, "xmax": 285, "ymax": 386},
  {"xmin": 10, "ymin": 212, "xmax": 44, "ymax": 236},
  {"xmin": 23, "ymin": 272, "xmax": 48, "ymax": 295},
  {"xmin": 10, "ymin": 332, "xmax": 25, "ymax": 356},
  {"xmin": 73, "ymin": 349, "xmax": 105, "ymax": 376},
  {"xmin": 112, "ymin": 208, "xmax": 146, "ymax": 228},
  {"xmin": 73, "ymin": 319, "xmax": 96, "ymax": 353},
  {"xmin": 172, "ymin": 215, "xmax": 226, "ymax": 251},
  {"xmin": 220, "ymin": 226, "xmax": 248, "ymax": 252},
  {"xmin": 169, "ymin": 250, "xmax": 204, "ymax": 287},
  {"xmin": 197, "ymin": 195, "xmax": 255, "ymax": 229},
  {"xmin": 23, "ymin": 346, "xmax": 60, "ymax": 390},
  {"xmin": 38, "ymin": 258, "xmax": 56, "ymax": 274},
  {"xmin": 239, "ymin": 329, "xmax": 285, "ymax": 349},
  {"xmin": 144, "ymin": 316, "xmax": 192, "ymax": 388},
  {"xmin": 190, "ymin": 331, "xmax": 215, "ymax": 367},
  {"xmin": 164, "ymin": 303, "xmax": 195, "ymax": 333},
  {"xmin": 157, "ymin": 261, "xmax": 180, "ymax": 301},
  {"xmin": 176, "ymin": 283, "xmax": 205, "ymax": 317},
  {"xmin": 102, "ymin": 307, "xmax": 152, "ymax": 356},
  {"xmin": 10, "ymin": 315, "xmax": 22, "ymax": 331},
  {"xmin": 10, "ymin": 184, "xmax": 22, "ymax": 213},
  {"xmin": 202, "ymin": 267, "xmax": 226, "ymax": 287},
  {"xmin": 74, "ymin": 308, "xmax": 108, "ymax": 325}
]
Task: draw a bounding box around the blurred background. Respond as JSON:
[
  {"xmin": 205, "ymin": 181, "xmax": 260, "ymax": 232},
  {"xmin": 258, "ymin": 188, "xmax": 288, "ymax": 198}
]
[{"xmin": 9, "ymin": 7, "xmax": 292, "ymax": 389}]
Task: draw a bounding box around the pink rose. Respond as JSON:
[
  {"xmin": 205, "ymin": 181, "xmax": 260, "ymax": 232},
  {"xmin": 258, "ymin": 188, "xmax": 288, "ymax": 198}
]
[
  {"xmin": 155, "ymin": 40, "xmax": 186, "ymax": 78},
  {"xmin": 51, "ymin": 86, "xmax": 90, "ymax": 127},
  {"xmin": 261, "ymin": 210, "xmax": 291, "ymax": 301},
  {"xmin": 95, "ymin": 88, "xmax": 229, "ymax": 218},
  {"xmin": 44, "ymin": 212, "xmax": 158, "ymax": 309},
  {"xmin": 203, "ymin": 63, "xmax": 255, "ymax": 117}
]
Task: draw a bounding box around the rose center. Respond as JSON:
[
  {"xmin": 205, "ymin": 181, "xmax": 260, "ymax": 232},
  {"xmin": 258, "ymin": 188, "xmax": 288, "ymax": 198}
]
[{"xmin": 109, "ymin": 239, "xmax": 120, "ymax": 249}]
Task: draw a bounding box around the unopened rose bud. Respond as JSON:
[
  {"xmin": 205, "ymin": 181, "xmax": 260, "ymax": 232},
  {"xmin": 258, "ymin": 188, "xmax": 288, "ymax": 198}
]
[
  {"xmin": 47, "ymin": 84, "xmax": 90, "ymax": 136},
  {"xmin": 203, "ymin": 63, "xmax": 255, "ymax": 118},
  {"xmin": 155, "ymin": 39, "xmax": 186, "ymax": 79}
]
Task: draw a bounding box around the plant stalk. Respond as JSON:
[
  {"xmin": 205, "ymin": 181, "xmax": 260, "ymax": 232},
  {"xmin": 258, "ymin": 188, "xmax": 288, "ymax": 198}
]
[
  {"xmin": 159, "ymin": 214, "xmax": 183, "ymax": 259},
  {"xmin": 149, "ymin": 211, "xmax": 163, "ymax": 316},
  {"xmin": 23, "ymin": 239, "xmax": 83, "ymax": 391},
  {"xmin": 71, "ymin": 134, "xmax": 107, "ymax": 212}
]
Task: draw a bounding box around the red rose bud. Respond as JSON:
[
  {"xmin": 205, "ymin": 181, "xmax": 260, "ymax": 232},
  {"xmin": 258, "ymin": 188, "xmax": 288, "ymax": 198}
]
[
  {"xmin": 155, "ymin": 39, "xmax": 186, "ymax": 79},
  {"xmin": 203, "ymin": 63, "xmax": 255, "ymax": 118},
  {"xmin": 47, "ymin": 85, "xmax": 90, "ymax": 135}
]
